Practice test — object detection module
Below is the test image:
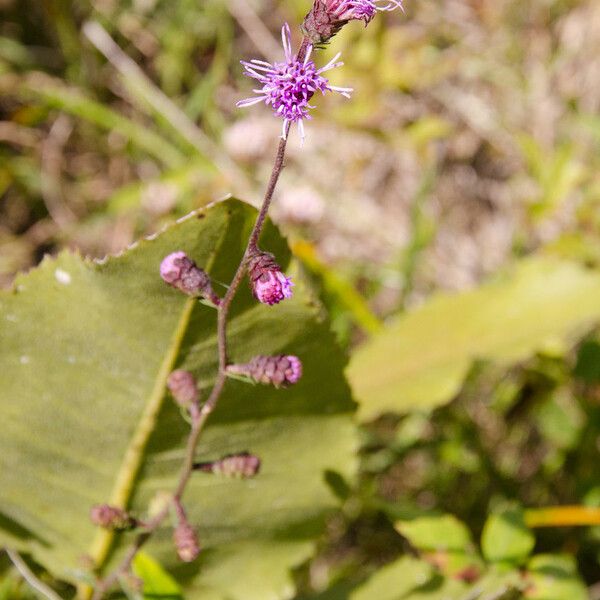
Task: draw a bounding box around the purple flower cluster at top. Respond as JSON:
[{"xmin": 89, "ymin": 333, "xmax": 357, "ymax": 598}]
[
  {"xmin": 237, "ymin": 23, "xmax": 352, "ymax": 141},
  {"xmin": 326, "ymin": 0, "xmax": 403, "ymax": 24}
]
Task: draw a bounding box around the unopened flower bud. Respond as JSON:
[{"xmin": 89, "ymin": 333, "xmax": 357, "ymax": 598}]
[
  {"xmin": 194, "ymin": 452, "xmax": 261, "ymax": 478},
  {"xmin": 302, "ymin": 0, "xmax": 347, "ymax": 44},
  {"xmin": 160, "ymin": 251, "xmax": 221, "ymax": 305},
  {"xmin": 173, "ymin": 501, "xmax": 200, "ymax": 562},
  {"xmin": 226, "ymin": 355, "xmax": 302, "ymax": 388},
  {"xmin": 90, "ymin": 504, "xmax": 137, "ymax": 531},
  {"xmin": 167, "ymin": 370, "xmax": 199, "ymax": 409},
  {"xmin": 303, "ymin": 0, "xmax": 403, "ymax": 44},
  {"xmin": 247, "ymin": 251, "xmax": 293, "ymax": 306}
]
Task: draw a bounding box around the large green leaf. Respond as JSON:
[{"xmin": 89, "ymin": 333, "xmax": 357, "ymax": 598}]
[
  {"xmin": 349, "ymin": 556, "xmax": 434, "ymax": 600},
  {"xmin": 0, "ymin": 199, "xmax": 357, "ymax": 599},
  {"xmin": 394, "ymin": 514, "xmax": 473, "ymax": 554},
  {"xmin": 348, "ymin": 258, "xmax": 600, "ymax": 420},
  {"xmin": 525, "ymin": 554, "xmax": 587, "ymax": 600}
]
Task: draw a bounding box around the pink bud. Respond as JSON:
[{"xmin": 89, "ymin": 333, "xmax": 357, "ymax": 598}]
[
  {"xmin": 226, "ymin": 355, "xmax": 302, "ymax": 388},
  {"xmin": 167, "ymin": 370, "xmax": 199, "ymax": 408},
  {"xmin": 173, "ymin": 501, "xmax": 200, "ymax": 562},
  {"xmin": 160, "ymin": 251, "xmax": 221, "ymax": 304},
  {"xmin": 90, "ymin": 504, "xmax": 137, "ymax": 531}
]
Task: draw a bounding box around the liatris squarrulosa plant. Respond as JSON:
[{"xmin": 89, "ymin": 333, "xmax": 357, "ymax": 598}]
[{"xmin": 91, "ymin": 3, "xmax": 403, "ymax": 596}]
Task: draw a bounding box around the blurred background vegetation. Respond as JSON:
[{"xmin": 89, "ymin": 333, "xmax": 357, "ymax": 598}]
[{"xmin": 2, "ymin": 0, "xmax": 600, "ymax": 597}]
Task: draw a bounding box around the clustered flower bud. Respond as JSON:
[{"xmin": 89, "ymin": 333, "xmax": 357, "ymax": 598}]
[
  {"xmin": 167, "ymin": 369, "xmax": 199, "ymax": 409},
  {"xmin": 247, "ymin": 250, "xmax": 293, "ymax": 306},
  {"xmin": 173, "ymin": 501, "xmax": 200, "ymax": 562},
  {"xmin": 303, "ymin": 0, "xmax": 403, "ymax": 44},
  {"xmin": 160, "ymin": 251, "xmax": 221, "ymax": 305},
  {"xmin": 302, "ymin": 0, "xmax": 347, "ymax": 44},
  {"xmin": 90, "ymin": 504, "xmax": 137, "ymax": 531},
  {"xmin": 194, "ymin": 452, "xmax": 261, "ymax": 478},
  {"xmin": 226, "ymin": 354, "xmax": 302, "ymax": 388}
]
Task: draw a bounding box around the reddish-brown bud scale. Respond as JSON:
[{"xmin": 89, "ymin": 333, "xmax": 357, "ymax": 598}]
[
  {"xmin": 194, "ymin": 452, "xmax": 261, "ymax": 478},
  {"xmin": 90, "ymin": 504, "xmax": 137, "ymax": 531}
]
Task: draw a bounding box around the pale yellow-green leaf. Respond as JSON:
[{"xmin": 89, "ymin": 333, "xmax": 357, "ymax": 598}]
[{"xmin": 348, "ymin": 258, "xmax": 600, "ymax": 420}]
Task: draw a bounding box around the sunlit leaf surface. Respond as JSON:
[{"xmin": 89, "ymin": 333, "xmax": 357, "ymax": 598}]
[{"xmin": 0, "ymin": 199, "xmax": 357, "ymax": 599}]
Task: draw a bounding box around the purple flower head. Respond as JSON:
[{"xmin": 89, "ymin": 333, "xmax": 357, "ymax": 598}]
[
  {"xmin": 326, "ymin": 0, "xmax": 403, "ymax": 24},
  {"xmin": 236, "ymin": 23, "xmax": 352, "ymax": 142},
  {"xmin": 247, "ymin": 250, "xmax": 293, "ymax": 306}
]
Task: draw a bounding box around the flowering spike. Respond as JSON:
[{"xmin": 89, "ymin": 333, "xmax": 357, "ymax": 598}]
[
  {"xmin": 90, "ymin": 504, "xmax": 137, "ymax": 531},
  {"xmin": 173, "ymin": 501, "xmax": 200, "ymax": 562},
  {"xmin": 247, "ymin": 250, "xmax": 293, "ymax": 305},
  {"xmin": 160, "ymin": 251, "xmax": 221, "ymax": 305},
  {"xmin": 226, "ymin": 355, "xmax": 302, "ymax": 388},
  {"xmin": 194, "ymin": 452, "xmax": 261, "ymax": 478},
  {"xmin": 236, "ymin": 23, "xmax": 351, "ymax": 140},
  {"xmin": 167, "ymin": 370, "xmax": 199, "ymax": 409}
]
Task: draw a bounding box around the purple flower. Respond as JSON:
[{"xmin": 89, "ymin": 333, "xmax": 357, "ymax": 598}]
[
  {"xmin": 247, "ymin": 250, "xmax": 293, "ymax": 306},
  {"xmin": 236, "ymin": 23, "xmax": 352, "ymax": 142},
  {"xmin": 326, "ymin": 0, "xmax": 403, "ymax": 24}
]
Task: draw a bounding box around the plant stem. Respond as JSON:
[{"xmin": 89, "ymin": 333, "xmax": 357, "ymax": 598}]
[
  {"xmin": 90, "ymin": 35, "xmax": 308, "ymax": 589},
  {"xmin": 6, "ymin": 549, "xmax": 64, "ymax": 600}
]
